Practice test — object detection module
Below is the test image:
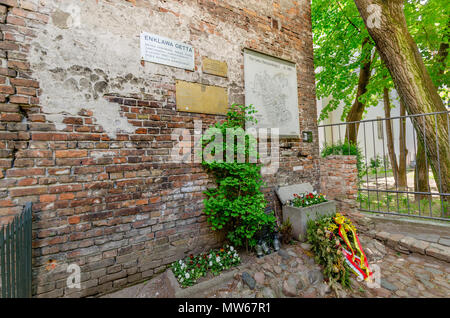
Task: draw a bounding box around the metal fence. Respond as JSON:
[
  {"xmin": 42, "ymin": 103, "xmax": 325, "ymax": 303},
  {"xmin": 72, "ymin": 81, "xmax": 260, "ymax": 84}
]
[
  {"xmin": 0, "ymin": 202, "xmax": 32, "ymax": 298},
  {"xmin": 318, "ymin": 111, "xmax": 450, "ymax": 222}
]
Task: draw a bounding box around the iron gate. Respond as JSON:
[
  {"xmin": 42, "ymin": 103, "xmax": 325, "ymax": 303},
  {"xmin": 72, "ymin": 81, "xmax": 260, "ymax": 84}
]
[
  {"xmin": 0, "ymin": 202, "xmax": 32, "ymax": 298},
  {"xmin": 318, "ymin": 111, "xmax": 450, "ymax": 222}
]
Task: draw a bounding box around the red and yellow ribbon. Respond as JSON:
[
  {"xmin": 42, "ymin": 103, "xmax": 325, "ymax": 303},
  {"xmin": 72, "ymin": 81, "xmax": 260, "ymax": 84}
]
[{"xmin": 332, "ymin": 213, "xmax": 372, "ymax": 281}]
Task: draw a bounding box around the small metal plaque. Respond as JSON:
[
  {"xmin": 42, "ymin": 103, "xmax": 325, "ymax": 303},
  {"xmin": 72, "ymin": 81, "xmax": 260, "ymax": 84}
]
[
  {"xmin": 176, "ymin": 80, "xmax": 228, "ymax": 115},
  {"xmin": 202, "ymin": 58, "xmax": 228, "ymax": 78},
  {"xmin": 302, "ymin": 131, "xmax": 313, "ymax": 143}
]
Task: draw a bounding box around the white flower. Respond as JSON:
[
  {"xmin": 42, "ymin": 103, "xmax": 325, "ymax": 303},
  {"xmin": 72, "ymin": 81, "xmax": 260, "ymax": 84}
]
[
  {"xmin": 208, "ymin": 254, "xmax": 212, "ymax": 259},
  {"xmin": 216, "ymin": 257, "xmax": 221, "ymax": 262},
  {"xmin": 180, "ymin": 278, "xmax": 184, "ymax": 283},
  {"xmin": 230, "ymin": 246, "xmax": 234, "ymax": 251},
  {"xmin": 209, "ymin": 261, "xmax": 212, "ymax": 266},
  {"xmin": 185, "ymin": 273, "xmax": 190, "ymax": 279}
]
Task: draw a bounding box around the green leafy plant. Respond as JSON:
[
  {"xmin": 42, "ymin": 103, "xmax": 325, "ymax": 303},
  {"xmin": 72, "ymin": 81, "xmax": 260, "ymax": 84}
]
[
  {"xmin": 306, "ymin": 214, "xmax": 351, "ymax": 289},
  {"xmin": 291, "ymin": 192, "xmax": 327, "ymax": 208},
  {"xmin": 201, "ymin": 104, "xmax": 276, "ymax": 248},
  {"xmin": 171, "ymin": 245, "xmax": 240, "ymax": 288},
  {"xmin": 321, "ymin": 141, "xmax": 365, "ymax": 179}
]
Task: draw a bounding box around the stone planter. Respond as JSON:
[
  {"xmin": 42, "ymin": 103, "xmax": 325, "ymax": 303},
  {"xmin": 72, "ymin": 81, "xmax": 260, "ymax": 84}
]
[
  {"xmin": 165, "ymin": 268, "xmax": 239, "ymax": 298},
  {"xmin": 282, "ymin": 201, "xmax": 336, "ymax": 241}
]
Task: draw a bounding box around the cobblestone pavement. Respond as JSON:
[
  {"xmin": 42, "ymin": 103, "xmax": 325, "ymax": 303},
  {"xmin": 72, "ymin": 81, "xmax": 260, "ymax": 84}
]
[{"xmin": 204, "ymin": 236, "xmax": 450, "ymax": 298}]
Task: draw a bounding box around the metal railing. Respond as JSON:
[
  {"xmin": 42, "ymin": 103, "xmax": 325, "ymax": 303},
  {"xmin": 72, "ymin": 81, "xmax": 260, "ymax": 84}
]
[
  {"xmin": 0, "ymin": 202, "xmax": 32, "ymax": 298},
  {"xmin": 318, "ymin": 111, "xmax": 450, "ymax": 221}
]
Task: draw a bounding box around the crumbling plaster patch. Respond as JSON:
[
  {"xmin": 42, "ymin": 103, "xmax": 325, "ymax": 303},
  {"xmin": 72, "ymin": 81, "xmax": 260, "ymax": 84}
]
[{"xmin": 28, "ymin": 0, "xmax": 289, "ymax": 138}]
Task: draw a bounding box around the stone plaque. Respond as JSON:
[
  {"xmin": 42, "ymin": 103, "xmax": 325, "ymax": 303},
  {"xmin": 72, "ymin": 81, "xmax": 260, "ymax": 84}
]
[
  {"xmin": 140, "ymin": 32, "xmax": 195, "ymax": 70},
  {"xmin": 176, "ymin": 80, "xmax": 228, "ymax": 115},
  {"xmin": 244, "ymin": 49, "xmax": 300, "ymax": 137},
  {"xmin": 202, "ymin": 57, "xmax": 228, "ymax": 77}
]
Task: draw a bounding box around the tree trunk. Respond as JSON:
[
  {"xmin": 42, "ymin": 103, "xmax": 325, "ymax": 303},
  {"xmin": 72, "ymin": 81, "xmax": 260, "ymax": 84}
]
[
  {"xmin": 398, "ymin": 100, "xmax": 408, "ymax": 190},
  {"xmin": 414, "ymin": 140, "xmax": 429, "ymax": 202},
  {"xmin": 345, "ymin": 38, "xmax": 373, "ymax": 144},
  {"xmin": 383, "ymin": 88, "xmax": 399, "ymax": 187},
  {"xmin": 354, "ymin": 0, "xmax": 450, "ymax": 217}
]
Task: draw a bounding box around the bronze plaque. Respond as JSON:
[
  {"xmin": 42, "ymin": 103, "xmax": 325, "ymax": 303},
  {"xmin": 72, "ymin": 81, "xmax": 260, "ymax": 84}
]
[
  {"xmin": 176, "ymin": 80, "xmax": 228, "ymax": 115},
  {"xmin": 202, "ymin": 57, "xmax": 228, "ymax": 77}
]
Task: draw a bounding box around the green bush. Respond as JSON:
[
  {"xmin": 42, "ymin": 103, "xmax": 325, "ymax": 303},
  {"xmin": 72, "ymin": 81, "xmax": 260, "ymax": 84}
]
[
  {"xmin": 201, "ymin": 104, "xmax": 276, "ymax": 248},
  {"xmin": 321, "ymin": 141, "xmax": 365, "ymax": 178}
]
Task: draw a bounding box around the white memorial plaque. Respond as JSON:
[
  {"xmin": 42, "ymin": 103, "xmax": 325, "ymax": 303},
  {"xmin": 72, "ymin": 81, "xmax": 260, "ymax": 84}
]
[
  {"xmin": 244, "ymin": 49, "xmax": 300, "ymax": 137},
  {"xmin": 140, "ymin": 32, "xmax": 195, "ymax": 71}
]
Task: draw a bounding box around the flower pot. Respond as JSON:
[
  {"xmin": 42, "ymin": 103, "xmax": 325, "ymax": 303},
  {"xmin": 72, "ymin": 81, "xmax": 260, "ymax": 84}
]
[{"xmin": 282, "ymin": 201, "xmax": 336, "ymax": 242}]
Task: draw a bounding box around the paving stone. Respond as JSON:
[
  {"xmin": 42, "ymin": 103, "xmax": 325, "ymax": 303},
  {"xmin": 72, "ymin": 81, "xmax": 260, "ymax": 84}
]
[
  {"xmin": 374, "ymin": 287, "xmax": 391, "ymax": 297},
  {"xmin": 278, "ymin": 249, "xmax": 291, "ymax": 260},
  {"xmin": 385, "ymin": 233, "xmax": 405, "ymax": 248},
  {"xmin": 380, "ymin": 279, "xmax": 398, "ymax": 292},
  {"xmin": 318, "ymin": 282, "xmax": 331, "ymax": 296},
  {"xmin": 308, "ymin": 269, "xmax": 323, "ymax": 285},
  {"xmin": 399, "ymin": 236, "xmax": 429, "ymax": 255},
  {"xmin": 375, "ymin": 231, "xmax": 391, "ymax": 242},
  {"xmin": 254, "ymin": 272, "xmax": 265, "ymax": 286},
  {"xmin": 262, "ymin": 287, "xmax": 275, "ymax": 298},
  {"xmin": 395, "ymin": 290, "xmax": 409, "ymax": 297},
  {"xmin": 194, "ymin": 237, "xmax": 450, "ymax": 299},
  {"xmin": 273, "ymin": 266, "xmax": 282, "ymax": 274},
  {"xmin": 424, "ymin": 266, "xmax": 444, "ymax": 276},
  {"xmin": 405, "ymin": 287, "xmax": 419, "ymax": 297},
  {"xmin": 415, "ymin": 273, "xmax": 431, "ymax": 281},
  {"xmin": 437, "ymin": 237, "xmax": 450, "ymax": 247},
  {"xmin": 425, "ymin": 243, "xmax": 450, "ymax": 262},
  {"xmin": 414, "ymin": 234, "xmax": 440, "ymax": 243},
  {"xmin": 241, "ymin": 272, "xmax": 256, "ymax": 290},
  {"xmin": 395, "ymin": 273, "xmax": 413, "ymax": 285},
  {"xmin": 406, "ymin": 255, "xmax": 424, "ymax": 264},
  {"xmin": 282, "ymin": 276, "xmax": 298, "ymax": 297},
  {"xmin": 300, "ymin": 243, "xmax": 312, "ymax": 251},
  {"xmin": 416, "ymin": 275, "xmax": 434, "ymax": 289}
]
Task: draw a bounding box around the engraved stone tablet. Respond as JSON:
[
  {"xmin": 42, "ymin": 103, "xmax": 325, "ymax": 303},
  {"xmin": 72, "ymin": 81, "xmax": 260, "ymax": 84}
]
[
  {"xmin": 202, "ymin": 58, "xmax": 228, "ymax": 77},
  {"xmin": 140, "ymin": 32, "xmax": 195, "ymax": 71},
  {"xmin": 176, "ymin": 80, "xmax": 228, "ymax": 115},
  {"xmin": 275, "ymin": 183, "xmax": 314, "ymax": 205},
  {"xmin": 244, "ymin": 49, "xmax": 300, "ymax": 137}
]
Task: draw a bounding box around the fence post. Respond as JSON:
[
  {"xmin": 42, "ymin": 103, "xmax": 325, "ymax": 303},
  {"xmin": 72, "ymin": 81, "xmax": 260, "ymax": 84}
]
[{"xmin": 0, "ymin": 202, "xmax": 33, "ymax": 298}]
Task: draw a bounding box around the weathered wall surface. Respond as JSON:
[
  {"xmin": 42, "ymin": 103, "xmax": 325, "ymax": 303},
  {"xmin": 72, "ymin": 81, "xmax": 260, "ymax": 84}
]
[
  {"xmin": 320, "ymin": 155, "xmax": 359, "ymax": 214},
  {"xmin": 0, "ymin": 0, "xmax": 319, "ymax": 297}
]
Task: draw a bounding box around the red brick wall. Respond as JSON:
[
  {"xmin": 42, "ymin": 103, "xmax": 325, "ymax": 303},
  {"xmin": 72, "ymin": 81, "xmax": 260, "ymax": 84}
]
[
  {"xmin": 320, "ymin": 155, "xmax": 359, "ymax": 214},
  {"xmin": 0, "ymin": 0, "xmax": 319, "ymax": 297}
]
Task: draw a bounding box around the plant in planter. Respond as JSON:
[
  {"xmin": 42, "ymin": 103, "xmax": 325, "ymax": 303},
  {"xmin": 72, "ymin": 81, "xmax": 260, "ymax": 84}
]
[
  {"xmin": 201, "ymin": 104, "xmax": 276, "ymax": 248},
  {"xmin": 291, "ymin": 192, "xmax": 327, "ymax": 207},
  {"xmin": 279, "ymin": 218, "xmax": 293, "ymax": 244},
  {"xmin": 171, "ymin": 245, "xmax": 241, "ymax": 288}
]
